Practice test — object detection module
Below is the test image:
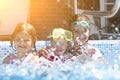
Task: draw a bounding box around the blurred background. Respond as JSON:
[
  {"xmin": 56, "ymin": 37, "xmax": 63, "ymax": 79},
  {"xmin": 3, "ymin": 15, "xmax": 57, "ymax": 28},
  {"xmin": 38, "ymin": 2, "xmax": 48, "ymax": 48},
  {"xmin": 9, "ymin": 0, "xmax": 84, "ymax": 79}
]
[{"xmin": 0, "ymin": 0, "xmax": 119, "ymax": 40}]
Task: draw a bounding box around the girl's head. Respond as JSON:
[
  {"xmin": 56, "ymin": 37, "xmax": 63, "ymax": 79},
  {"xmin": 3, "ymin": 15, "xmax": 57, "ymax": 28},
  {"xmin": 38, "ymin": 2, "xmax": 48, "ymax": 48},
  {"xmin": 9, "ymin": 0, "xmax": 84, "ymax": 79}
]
[
  {"xmin": 71, "ymin": 14, "xmax": 90, "ymax": 46},
  {"xmin": 51, "ymin": 28, "xmax": 72, "ymax": 56},
  {"xmin": 11, "ymin": 23, "xmax": 37, "ymax": 53}
]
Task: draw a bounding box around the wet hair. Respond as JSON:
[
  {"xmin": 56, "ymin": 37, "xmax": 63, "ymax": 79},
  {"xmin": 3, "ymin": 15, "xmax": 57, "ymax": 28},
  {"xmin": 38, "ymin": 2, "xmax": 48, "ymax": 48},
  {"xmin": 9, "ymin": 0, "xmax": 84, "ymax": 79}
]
[
  {"xmin": 70, "ymin": 14, "xmax": 90, "ymax": 29},
  {"xmin": 11, "ymin": 23, "xmax": 37, "ymax": 51},
  {"xmin": 77, "ymin": 14, "xmax": 90, "ymax": 24}
]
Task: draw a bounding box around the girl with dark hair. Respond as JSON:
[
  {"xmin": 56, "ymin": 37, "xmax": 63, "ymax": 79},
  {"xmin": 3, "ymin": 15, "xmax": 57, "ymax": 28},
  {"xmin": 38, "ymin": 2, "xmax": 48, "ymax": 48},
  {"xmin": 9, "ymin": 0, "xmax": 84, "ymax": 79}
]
[{"xmin": 3, "ymin": 23, "xmax": 38, "ymax": 65}]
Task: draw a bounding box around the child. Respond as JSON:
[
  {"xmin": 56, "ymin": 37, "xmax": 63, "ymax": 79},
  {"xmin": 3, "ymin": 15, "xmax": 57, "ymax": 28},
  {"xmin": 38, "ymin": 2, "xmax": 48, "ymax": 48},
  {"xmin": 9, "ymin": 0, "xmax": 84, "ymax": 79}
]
[
  {"xmin": 3, "ymin": 23, "xmax": 38, "ymax": 65},
  {"xmin": 38, "ymin": 28, "xmax": 73, "ymax": 63},
  {"xmin": 70, "ymin": 14, "xmax": 104, "ymax": 64}
]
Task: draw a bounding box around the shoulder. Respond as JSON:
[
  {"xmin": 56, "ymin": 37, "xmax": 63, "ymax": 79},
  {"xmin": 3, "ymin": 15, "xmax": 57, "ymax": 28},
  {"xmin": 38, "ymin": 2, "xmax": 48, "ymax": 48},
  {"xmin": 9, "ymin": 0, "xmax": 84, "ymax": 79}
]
[
  {"xmin": 87, "ymin": 44, "xmax": 101, "ymax": 52},
  {"xmin": 3, "ymin": 54, "xmax": 15, "ymax": 64},
  {"xmin": 3, "ymin": 55, "xmax": 11, "ymax": 64},
  {"xmin": 87, "ymin": 44, "xmax": 103, "ymax": 59}
]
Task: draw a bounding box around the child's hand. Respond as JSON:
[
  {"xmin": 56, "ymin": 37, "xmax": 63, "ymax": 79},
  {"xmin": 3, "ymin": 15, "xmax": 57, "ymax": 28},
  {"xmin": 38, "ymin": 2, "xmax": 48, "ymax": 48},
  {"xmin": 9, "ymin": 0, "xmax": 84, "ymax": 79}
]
[
  {"xmin": 38, "ymin": 47, "xmax": 58, "ymax": 61},
  {"xmin": 76, "ymin": 37, "xmax": 83, "ymax": 46},
  {"xmin": 38, "ymin": 48, "xmax": 50, "ymax": 59}
]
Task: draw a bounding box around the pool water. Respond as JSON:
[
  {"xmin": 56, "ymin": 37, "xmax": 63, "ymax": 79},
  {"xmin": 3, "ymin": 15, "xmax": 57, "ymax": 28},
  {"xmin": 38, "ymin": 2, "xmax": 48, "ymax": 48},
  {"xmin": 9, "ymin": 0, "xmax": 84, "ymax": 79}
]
[
  {"xmin": 0, "ymin": 40, "xmax": 120, "ymax": 80},
  {"xmin": 0, "ymin": 61, "xmax": 120, "ymax": 80}
]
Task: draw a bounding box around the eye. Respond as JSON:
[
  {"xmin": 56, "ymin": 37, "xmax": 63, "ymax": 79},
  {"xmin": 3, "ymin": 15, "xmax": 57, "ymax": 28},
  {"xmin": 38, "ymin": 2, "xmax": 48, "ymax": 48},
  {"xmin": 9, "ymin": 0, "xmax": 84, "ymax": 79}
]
[
  {"xmin": 52, "ymin": 40, "xmax": 57, "ymax": 45},
  {"xmin": 82, "ymin": 28, "xmax": 87, "ymax": 32},
  {"xmin": 14, "ymin": 38, "xmax": 21, "ymax": 42},
  {"xmin": 14, "ymin": 38, "xmax": 31, "ymax": 42},
  {"xmin": 24, "ymin": 39, "xmax": 31, "ymax": 42},
  {"xmin": 74, "ymin": 30, "xmax": 79, "ymax": 34}
]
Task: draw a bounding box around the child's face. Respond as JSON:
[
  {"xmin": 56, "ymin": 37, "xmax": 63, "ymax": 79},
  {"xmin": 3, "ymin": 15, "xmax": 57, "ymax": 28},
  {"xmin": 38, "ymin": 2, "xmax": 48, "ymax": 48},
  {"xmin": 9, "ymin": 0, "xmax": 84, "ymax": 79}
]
[
  {"xmin": 72, "ymin": 26, "xmax": 89, "ymax": 46},
  {"xmin": 52, "ymin": 36, "xmax": 68, "ymax": 56},
  {"xmin": 13, "ymin": 31, "xmax": 33, "ymax": 53}
]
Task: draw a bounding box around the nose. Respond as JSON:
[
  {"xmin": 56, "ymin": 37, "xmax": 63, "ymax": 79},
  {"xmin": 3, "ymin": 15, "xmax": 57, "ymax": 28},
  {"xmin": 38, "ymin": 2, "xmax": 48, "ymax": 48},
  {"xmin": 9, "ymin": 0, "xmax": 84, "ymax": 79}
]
[
  {"xmin": 56, "ymin": 42, "xmax": 62, "ymax": 47},
  {"xmin": 16, "ymin": 39, "xmax": 26, "ymax": 43},
  {"xmin": 19, "ymin": 40, "xmax": 26, "ymax": 45}
]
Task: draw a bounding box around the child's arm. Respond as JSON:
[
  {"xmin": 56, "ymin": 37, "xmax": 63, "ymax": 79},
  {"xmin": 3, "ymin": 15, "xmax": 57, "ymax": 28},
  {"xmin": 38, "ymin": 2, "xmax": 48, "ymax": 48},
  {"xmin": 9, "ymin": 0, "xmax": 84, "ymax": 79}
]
[
  {"xmin": 38, "ymin": 47, "xmax": 50, "ymax": 59},
  {"xmin": 2, "ymin": 56, "xmax": 10, "ymax": 64}
]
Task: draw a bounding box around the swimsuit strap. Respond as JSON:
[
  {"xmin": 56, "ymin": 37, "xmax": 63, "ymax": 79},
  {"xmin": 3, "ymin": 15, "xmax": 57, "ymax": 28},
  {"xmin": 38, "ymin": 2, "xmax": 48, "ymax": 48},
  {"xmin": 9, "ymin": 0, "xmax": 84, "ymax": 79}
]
[{"xmin": 9, "ymin": 54, "xmax": 15, "ymax": 64}]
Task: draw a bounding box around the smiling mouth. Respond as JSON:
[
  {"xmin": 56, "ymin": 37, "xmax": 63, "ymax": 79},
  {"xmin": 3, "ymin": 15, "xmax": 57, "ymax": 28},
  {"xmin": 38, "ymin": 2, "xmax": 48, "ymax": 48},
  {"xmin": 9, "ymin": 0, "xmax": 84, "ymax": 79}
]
[
  {"xmin": 18, "ymin": 46, "xmax": 26, "ymax": 49},
  {"xmin": 56, "ymin": 50, "xmax": 63, "ymax": 52}
]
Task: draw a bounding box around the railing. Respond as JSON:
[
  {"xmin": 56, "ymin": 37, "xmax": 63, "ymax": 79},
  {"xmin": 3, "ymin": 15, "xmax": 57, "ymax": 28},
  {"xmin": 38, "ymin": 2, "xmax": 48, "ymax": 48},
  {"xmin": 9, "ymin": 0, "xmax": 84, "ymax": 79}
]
[{"xmin": 83, "ymin": 0, "xmax": 120, "ymax": 18}]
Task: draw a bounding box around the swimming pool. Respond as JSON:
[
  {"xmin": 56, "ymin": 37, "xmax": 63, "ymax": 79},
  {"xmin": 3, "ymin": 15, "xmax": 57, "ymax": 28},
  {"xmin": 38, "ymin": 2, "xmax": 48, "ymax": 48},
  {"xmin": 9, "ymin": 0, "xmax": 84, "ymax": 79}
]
[{"xmin": 0, "ymin": 40, "xmax": 120, "ymax": 80}]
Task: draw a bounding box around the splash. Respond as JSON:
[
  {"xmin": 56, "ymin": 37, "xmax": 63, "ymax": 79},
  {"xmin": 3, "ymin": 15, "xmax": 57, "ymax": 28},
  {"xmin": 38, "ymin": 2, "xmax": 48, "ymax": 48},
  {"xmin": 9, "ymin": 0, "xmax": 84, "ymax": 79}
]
[{"xmin": 0, "ymin": 57, "xmax": 120, "ymax": 80}]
